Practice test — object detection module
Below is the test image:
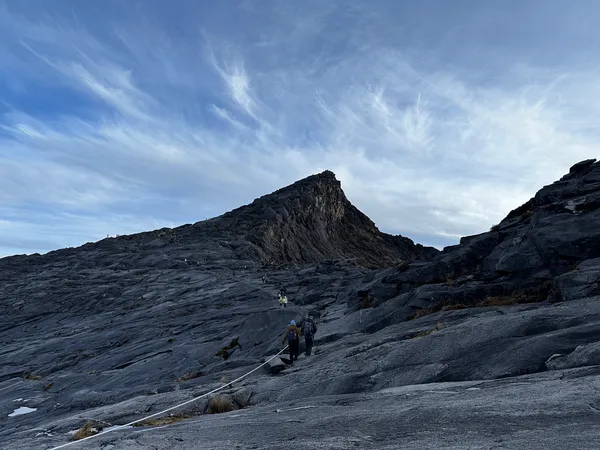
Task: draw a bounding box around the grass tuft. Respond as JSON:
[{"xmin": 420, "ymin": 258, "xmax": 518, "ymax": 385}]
[
  {"xmin": 207, "ymin": 395, "xmax": 235, "ymax": 414},
  {"xmin": 72, "ymin": 421, "xmax": 104, "ymax": 441},
  {"xmin": 176, "ymin": 371, "xmax": 204, "ymax": 382},
  {"xmin": 23, "ymin": 373, "xmax": 42, "ymax": 381},
  {"xmin": 412, "ymin": 322, "xmax": 444, "ymax": 338},
  {"xmin": 133, "ymin": 412, "xmax": 194, "ymax": 427}
]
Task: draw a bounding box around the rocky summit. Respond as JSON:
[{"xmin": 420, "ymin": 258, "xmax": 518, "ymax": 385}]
[{"xmin": 2, "ymin": 160, "xmax": 600, "ymax": 450}]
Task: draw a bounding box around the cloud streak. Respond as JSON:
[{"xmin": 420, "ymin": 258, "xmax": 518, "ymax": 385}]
[{"xmin": 0, "ymin": 0, "xmax": 599, "ymax": 256}]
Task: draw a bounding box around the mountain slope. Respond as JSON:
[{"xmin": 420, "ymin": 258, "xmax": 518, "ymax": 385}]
[{"xmin": 3, "ymin": 161, "xmax": 600, "ymax": 450}]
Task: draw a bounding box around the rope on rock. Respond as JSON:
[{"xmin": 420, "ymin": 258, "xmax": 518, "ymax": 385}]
[{"xmin": 47, "ymin": 346, "xmax": 289, "ymax": 450}]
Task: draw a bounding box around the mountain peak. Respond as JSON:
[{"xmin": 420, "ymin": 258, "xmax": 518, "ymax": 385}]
[{"xmin": 213, "ymin": 170, "xmax": 437, "ymax": 267}]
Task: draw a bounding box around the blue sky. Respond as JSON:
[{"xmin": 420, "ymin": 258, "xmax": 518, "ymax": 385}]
[{"xmin": 1, "ymin": 0, "xmax": 599, "ymax": 256}]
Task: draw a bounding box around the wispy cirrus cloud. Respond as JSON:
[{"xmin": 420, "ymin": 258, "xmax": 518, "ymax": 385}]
[{"xmin": 0, "ymin": 0, "xmax": 599, "ymax": 256}]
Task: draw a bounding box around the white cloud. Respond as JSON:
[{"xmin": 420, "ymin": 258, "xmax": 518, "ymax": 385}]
[{"xmin": 0, "ymin": 1, "xmax": 599, "ymax": 257}]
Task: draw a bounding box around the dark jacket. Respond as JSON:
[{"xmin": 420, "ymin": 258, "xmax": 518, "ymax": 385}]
[
  {"xmin": 301, "ymin": 318, "xmax": 317, "ymax": 337},
  {"xmin": 282, "ymin": 325, "xmax": 300, "ymax": 344}
]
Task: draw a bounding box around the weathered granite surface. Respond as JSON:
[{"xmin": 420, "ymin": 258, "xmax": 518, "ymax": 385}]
[{"xmin": 2, "ymin": 161, "xmax": 600, "ymax": 449}]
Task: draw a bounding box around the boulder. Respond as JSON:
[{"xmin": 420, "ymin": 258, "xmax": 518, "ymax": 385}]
[
  {"xmin": 265, "ymin": 358, "xmax": 286, "ymax": 374},
  {"xmin": 232, "ymin": 387, "xmax": 253, "ymax": 408},
  {"xmin": 555, "ymin": 258, "xmax": 600, "ymax": 301},
  {"xmin": 546, "ymin": 342, "xmax": 600, "ymax": 370}
]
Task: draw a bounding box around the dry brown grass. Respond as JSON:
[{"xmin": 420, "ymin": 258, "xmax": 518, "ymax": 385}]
[
  {"xmin": 412, "ymin": 322, "xmax": 444, "ymax": 338},
  {"xmin": 441, "ymin": 303, "xmax": 468, "ymax": 311},
  {"xmin": 476, "ymin": 295, "xmax": 519, "ymax": 307},
  {"xmin": 23, "ymin": 373, "xmax": 42, "ymax": 381},
  {"xmin": 207, "ymin": 395, "xmax": 235, "ymax": 414},
  {"xmin": 411, "ymin": 307, "xmax": 436, "ymax": 320},
  {"xmin": 72, "ymin": 421, "xmax": 104, "ymax": 441},
  {"xmin": 410, "ymin": 282, "xmax": 554, "ymax": 319},
  {"xmin": 176, "ymin": 371, "xmax": 204, "ymax": 382},
  {"xmin": 133, "ymin": 412, "xmax": 194, "ymax": 427}
]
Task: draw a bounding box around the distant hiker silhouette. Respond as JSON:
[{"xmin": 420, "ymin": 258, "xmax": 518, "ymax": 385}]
[
  {"xmin": 282, "ymin": 320, "xmax": 300, "ymax": 364},
  {"xmin": 301, "ymin": 315, "xmax": 318, "ymax": 356}
]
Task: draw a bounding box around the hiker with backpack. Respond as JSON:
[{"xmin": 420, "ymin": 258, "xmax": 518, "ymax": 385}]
[
  {"xmin": 282, "ymin": 320, "xmax": 300, "ymax": 364},
  {"xmin": 301, "ymin": 315, "xmax": 318, "ymax": 356}
]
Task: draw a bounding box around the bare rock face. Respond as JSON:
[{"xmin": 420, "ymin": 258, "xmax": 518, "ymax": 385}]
[
  {"xmin": 352, "ymin": 159, "xmax": 600, "ymax": 317},
  {"xmin": 209, "ymin": 170, "xmax": 438, "ymax": 267},
  {"xmin": 3, "ymin": 161, "xmax": 600, "ymax": 450}
]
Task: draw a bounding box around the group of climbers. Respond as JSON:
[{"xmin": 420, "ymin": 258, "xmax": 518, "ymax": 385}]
[
  {"xmin": 281, "ymin": 314, "xmax": 318, "ymax": 364},
  {"xmin": 278, "ymin": 286, "xmax": 288, "ymax": 307},
  {"xmin": 278, "ymin": 294, "xmax": 288, "ymax": 307}
]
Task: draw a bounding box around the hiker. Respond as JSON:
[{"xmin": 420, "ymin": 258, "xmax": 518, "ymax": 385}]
[
  {"xmin": 282, "ymin": 320, "xmax": 300, "ymax": 364},
  {"xmin": 278, "ymin": 294, "xmax": 288, "ymax": 308},
  {"xmin": 301, "ymin": 315, "xmax": 318, "ymax": 356}
]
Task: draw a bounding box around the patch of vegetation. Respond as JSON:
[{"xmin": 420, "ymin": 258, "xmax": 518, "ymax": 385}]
[
  {"xmin": 410, "ymin": 282, "xmax": 554, "ymax": 319},
  {"xmin": 215, "ymin": 337, "xmax": 242, "ymax": 360},
  {"xmin": 476, "ymin": 295, "xmax": 519, "ymax": 307},
  {"xmin": 441, "ymin": 303, "xmax": 468, "ymax": 311},
  {"xmin": 176, "ymin": 371, "xmax": 204, "ymax": 382},
  {"xmin": 207, "ymin": 395, "xmax": 235, "ymax": 414},
  {"xmin": 133, "ymin": 412, "xmax": 195, "ymax": 427},
  {"xmin": 168, "ymin": 337, "xmax": 176, "ymax": 343},
  {"xmin": 43, "ymin": 382, "xmax": 53, "ymax": 391},
  {"xmin": 23, "ymin": 373, "xmax": 42, "ymax": 381},
  {"xmin": 411, "ymin": 322, "xmax": 444, "ymax": 339},
  {"xmin": 72, "ymin": 421, "xmax": 104, "ymax": 441}
]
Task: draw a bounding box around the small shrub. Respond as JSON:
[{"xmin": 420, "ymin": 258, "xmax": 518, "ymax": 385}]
[
  {"xmin": 409, "ymin": 302, "xmax": 443, "ymax": 320},
  {"xmin": 72, "ymin": 421, "xmax": 104, "ymax": 441},
  {"xmin": 23, "ymin": 373, "xmax": 42, "ymax": 381},
  {"xmin": 215, "ymin": 337, "xmax": 242, "ymax": 360},
  {"xmin": 43, "ymin": 383, "xmax": 53, "ymax": 391},
  {"xmin": 476, "ymin": 295, "xmax": 518, "ymax": 307},
  {"xmin": 207, "ymin": 395, "xmax": 235, "ymax": 414},
  {"xmin": 176, "ymin": 371, "xmax": 204, "ymax": 382}
]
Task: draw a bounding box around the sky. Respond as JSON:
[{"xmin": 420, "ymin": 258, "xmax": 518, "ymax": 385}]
[{"xmin": 1, "ymin": 0, "xmax": 599, "ymax": 257}]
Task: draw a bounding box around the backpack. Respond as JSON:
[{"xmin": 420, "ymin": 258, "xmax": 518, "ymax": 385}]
[
  {"xmin": 287, "ymin": 328, "xmax": 297, "ymax": 342},
  {"xmin": 303, "ymin": 320, "xmax": 314, "ymax": 339}
]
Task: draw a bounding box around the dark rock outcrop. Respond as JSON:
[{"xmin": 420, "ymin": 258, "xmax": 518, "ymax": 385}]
[
  {"xmin": 352, "ymin": 159, "xmax": 600, "ymax": 317},
  {"xmin": 210, "ymin": 170, "xmax": 438, "ymax": 267}
]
